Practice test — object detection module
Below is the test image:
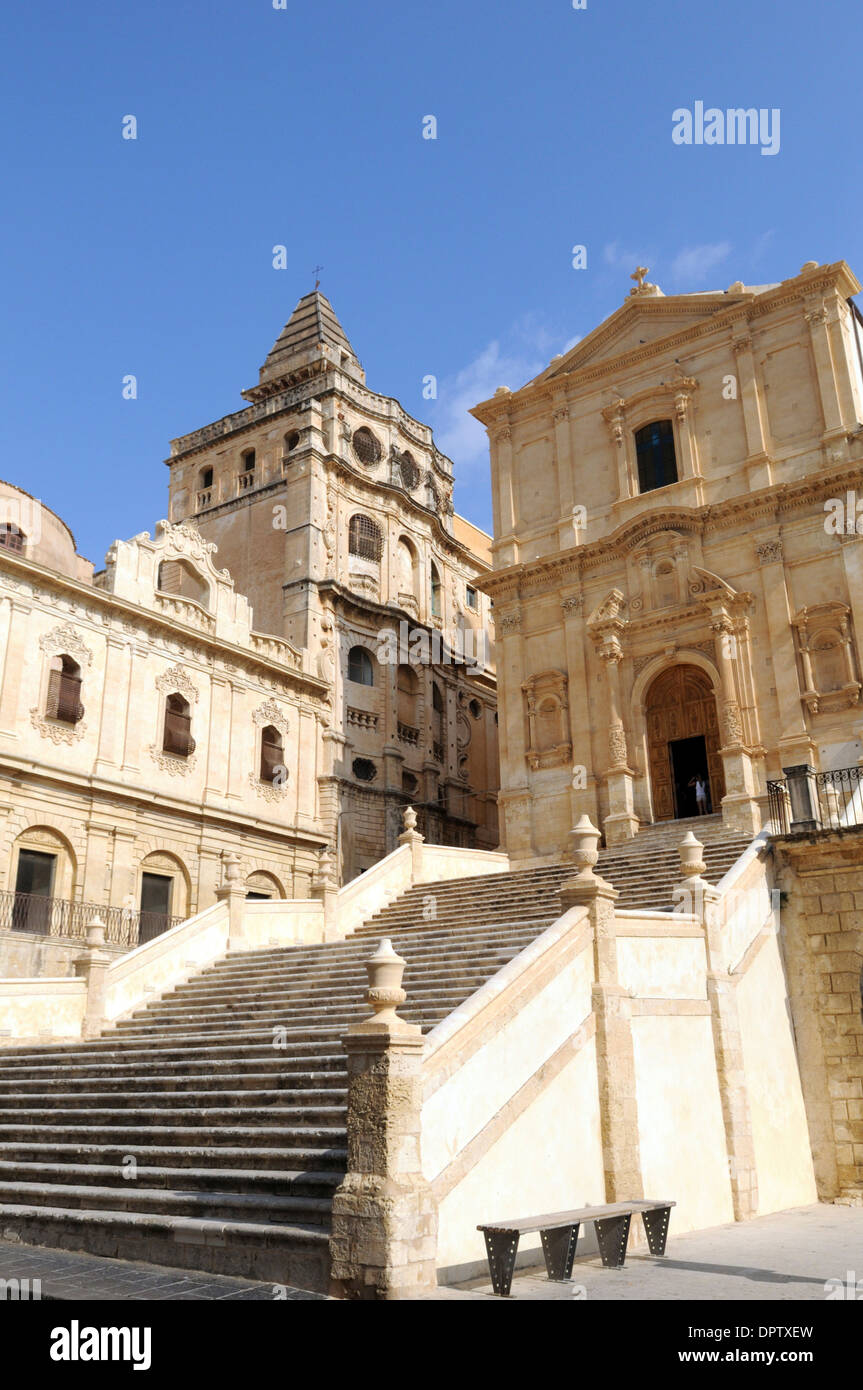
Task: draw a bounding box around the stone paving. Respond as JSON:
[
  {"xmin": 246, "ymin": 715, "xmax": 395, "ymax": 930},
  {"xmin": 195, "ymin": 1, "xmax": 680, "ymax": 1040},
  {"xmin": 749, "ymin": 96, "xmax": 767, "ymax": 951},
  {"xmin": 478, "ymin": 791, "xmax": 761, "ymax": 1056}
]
[
  {"xmin": 0, "ymin": 1240, "xmax": 324, "ymax": 1300},
  {"xmin": 429, "ymin": 1203, "xmax": 863, "ymax": 1300}
]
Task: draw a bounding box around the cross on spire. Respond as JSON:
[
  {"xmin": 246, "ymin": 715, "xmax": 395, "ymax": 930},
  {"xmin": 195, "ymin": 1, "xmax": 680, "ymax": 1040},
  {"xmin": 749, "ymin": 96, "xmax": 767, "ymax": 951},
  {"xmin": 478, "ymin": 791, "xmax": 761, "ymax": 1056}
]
[
  {"xmin": 313, "ymin": 264, "xmax": 324, "ymax": 290},
  {"xmin": 631, "ymin": 266, "xmax": 650, "ymax": 290}
]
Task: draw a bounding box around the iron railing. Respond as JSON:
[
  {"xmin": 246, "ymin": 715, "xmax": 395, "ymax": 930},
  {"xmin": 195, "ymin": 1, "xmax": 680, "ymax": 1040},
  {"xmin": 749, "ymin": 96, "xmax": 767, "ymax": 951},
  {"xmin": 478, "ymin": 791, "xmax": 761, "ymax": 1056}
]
[
  {"xmin": 767, "ymin": 765, "xmax": 863, "ymax": 835},
  {"xmin": 0, "ymin": 892, "xmax": 183, "ymax": 948}
]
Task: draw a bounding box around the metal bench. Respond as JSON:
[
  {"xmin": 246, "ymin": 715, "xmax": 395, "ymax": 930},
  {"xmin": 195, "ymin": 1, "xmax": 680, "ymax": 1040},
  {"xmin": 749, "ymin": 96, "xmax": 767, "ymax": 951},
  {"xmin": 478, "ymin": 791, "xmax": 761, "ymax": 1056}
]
[{"xmin": 477, "ymin": 1199, "xmax": 675, "ymax": 1297}]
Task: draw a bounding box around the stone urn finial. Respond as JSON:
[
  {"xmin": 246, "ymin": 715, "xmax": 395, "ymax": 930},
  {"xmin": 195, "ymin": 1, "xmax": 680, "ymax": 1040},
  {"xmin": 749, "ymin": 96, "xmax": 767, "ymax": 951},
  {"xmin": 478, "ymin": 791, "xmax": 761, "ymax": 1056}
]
[
  {"xmin": 403, "ymin": 805, "xmax": 418, "ymax": 834},
  {"xmin": 678, "ymin": 831, "xmax": 706, "ymax": 879},
  {"xmin": 568, "ymin": 815, "xmax": 602, "ymax": 880},
  {"xmin": 316, "ymin": 845, "xmax": 336, "ymax": 884},
  {"xmin": 365, "ymin": 938, "xmax": 408, "ymax": 1026},
  {"xmin": 86, "ymin": 914, "xmax": 106, "ymax": 950}
]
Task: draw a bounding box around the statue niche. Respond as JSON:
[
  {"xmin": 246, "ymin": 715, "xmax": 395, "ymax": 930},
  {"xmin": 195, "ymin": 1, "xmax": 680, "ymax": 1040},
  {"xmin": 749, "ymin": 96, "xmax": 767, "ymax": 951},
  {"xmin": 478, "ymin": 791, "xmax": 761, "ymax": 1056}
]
[{"xmin": 522, "ymin": 670, "xmax": 571, "ymax": 771}]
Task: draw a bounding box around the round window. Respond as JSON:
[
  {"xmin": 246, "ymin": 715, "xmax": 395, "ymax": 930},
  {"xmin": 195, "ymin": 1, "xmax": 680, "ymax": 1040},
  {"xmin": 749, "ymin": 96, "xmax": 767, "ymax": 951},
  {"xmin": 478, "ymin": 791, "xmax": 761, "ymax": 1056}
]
[
  {"xmin": 352, "ymin": 427, "xmax": 382, "ymax": 465},
  {"xmin": 352, "ymin": 757, "xmax": 377, "ymax": 783}
]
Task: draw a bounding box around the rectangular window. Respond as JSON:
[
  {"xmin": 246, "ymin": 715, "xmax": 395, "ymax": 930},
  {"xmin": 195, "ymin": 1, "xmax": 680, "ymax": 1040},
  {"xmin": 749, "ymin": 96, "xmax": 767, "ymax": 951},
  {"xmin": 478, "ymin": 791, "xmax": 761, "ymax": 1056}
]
[{"xmin": 465, "ymin": 586, "xmax": 477, "ymax": 610}]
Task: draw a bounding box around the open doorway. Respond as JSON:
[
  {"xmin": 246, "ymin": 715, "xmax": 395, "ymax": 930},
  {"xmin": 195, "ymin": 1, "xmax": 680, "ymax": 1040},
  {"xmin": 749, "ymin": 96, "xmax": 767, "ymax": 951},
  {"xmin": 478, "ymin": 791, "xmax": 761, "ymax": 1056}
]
[
  {"xmin": 669, "ymin": 735, "xmax": 711, "ymax": 817},
  {"xmin": 13, "ymin": 849, "xmax": 56, "ymax": 934}
]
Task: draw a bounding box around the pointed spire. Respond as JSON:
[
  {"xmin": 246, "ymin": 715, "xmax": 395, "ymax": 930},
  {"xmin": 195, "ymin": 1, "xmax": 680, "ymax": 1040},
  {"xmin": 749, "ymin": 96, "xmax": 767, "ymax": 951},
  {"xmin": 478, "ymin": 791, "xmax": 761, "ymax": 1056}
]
[{"xmin": 245, "ymin": 291, "xmax": 362, "ymax": 399}]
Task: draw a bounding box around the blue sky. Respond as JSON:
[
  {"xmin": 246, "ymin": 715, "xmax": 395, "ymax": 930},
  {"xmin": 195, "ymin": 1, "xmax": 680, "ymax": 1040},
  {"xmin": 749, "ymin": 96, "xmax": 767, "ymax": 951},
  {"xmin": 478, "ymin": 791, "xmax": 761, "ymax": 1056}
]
[{"xmin": 1, "ymin": 0, "xmax": 861, "ymax": 563}]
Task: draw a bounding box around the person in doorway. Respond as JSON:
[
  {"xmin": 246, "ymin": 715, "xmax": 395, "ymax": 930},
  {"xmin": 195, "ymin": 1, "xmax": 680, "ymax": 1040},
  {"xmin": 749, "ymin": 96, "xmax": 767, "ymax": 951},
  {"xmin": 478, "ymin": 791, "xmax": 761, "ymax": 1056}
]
[{"xmin": 689, "ymin": 773, "xmax": 709, "ymax": 815}]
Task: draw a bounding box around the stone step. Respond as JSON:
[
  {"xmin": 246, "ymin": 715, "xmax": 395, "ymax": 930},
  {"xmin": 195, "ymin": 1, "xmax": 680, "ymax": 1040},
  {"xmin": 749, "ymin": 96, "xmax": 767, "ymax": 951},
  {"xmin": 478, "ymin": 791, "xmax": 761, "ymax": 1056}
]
[
  {"xmin": 0, "ymin": 1141, "xmax": 347, "ymax": 1172},
  {"xmin": 0, "ymin": 1078, "xmax": 347, "ymax": 1100},
  {"xmin": 0, "ymin": 1103, "xmax": 346, "ymax": 1127},
  {"xmin": 0, "ymin": 1203, "xmax": 332, "ymax": 1289},
  {"xmin": 0, "ymin": 1159, "xmax": 341, "ymax": 1197},
  {"xmin": 0, "ymin": 1180, "xmax": 333, "ymax": 1226}
]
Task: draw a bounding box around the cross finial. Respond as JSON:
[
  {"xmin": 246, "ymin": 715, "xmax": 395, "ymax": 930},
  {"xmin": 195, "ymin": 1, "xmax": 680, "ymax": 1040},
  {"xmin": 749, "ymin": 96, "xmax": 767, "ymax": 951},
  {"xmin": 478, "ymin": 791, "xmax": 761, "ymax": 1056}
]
[
  {"xmin": 313, "ymin": 264, "xmax": 324, "ymax": 290},
  {"xmin": 631, "ymin": 266, "xmax": 649, "ymax": 290}
]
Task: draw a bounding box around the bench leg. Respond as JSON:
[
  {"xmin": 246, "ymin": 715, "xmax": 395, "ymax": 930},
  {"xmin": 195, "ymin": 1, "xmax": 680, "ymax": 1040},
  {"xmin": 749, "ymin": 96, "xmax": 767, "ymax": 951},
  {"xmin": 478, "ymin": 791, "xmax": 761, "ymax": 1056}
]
[
  {"xmin": 594, "ymin": 1212, "xmax": 632, "ymax": 1269},
  {"xmin": 641, "ymin": 1205, "xmax": 672, "ymax": 1257},
  {"xmin": 482, "ymin": 1230, "xmax": 520, "ymax": 1297},
  {"xmin": 540, "ymin": 1224, "xmax": 580, "ymax": 1282}
]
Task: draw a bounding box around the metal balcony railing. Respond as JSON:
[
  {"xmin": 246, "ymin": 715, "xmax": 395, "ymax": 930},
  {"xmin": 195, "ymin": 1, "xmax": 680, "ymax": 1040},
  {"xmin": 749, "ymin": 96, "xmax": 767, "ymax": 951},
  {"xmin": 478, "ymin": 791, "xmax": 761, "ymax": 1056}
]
[
  {"xmin": 0, "ymin": 892, "xmax": 183, "ymax": 949},
  {"xmin": 767, "ymin": 765, "xmax": 863, "ymax": 835}
]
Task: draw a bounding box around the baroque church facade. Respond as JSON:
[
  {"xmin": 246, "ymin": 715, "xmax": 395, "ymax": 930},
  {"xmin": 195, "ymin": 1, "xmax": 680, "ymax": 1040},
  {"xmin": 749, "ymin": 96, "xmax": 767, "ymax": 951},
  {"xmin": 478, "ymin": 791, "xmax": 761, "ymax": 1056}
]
[
  {"xmin": 473, "ymin": 259, "xmax": 863, "ymax": 860},
  {"xmin": 164, "ymin": 291, "xmax": 498, "ymax": 878}
]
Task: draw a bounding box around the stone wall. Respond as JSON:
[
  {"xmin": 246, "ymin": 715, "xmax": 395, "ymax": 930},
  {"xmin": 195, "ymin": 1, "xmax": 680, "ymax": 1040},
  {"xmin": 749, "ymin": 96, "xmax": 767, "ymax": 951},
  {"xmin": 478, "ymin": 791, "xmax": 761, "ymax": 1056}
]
[{"xmin": 775, "ymin": 830, "xmax": 863, "ymax": 1201}]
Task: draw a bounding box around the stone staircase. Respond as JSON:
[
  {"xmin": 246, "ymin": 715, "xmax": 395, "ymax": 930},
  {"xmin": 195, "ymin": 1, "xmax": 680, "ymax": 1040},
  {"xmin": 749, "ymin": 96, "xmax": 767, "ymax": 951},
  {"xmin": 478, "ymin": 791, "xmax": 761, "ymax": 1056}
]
[{"xmin": 0, "ymin": 815, "xmax": 750, "ymax": 1293}]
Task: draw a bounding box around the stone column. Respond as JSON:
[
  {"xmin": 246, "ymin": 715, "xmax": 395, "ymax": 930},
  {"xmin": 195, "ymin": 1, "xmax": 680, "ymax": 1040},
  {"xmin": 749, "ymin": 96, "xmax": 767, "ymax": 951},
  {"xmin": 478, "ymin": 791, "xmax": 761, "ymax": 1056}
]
[
  {"xmin": 73, "ymin": 916, "xmax": 112, "ymax": 1041},
  {"xmin": 94, "ymin": 635, "xmax": 130, "ymax": 774},
  {"xmin": 552, "ymin": 400, "xmax": 576, "ymax": 549},
  {"xmin": 491, "ymin": 422, "xmax": 517, "ymax": 567},
  {"xmin": 597, "ymin": 638, "xmax": 638, "ymax": 844},
  {"xmin": 329, "ymin": 939, "xmax": 438, "ymax": 1299},
  {"xmin": 497, "ymin": 608, "xmax": 532, "ymax": 857},
  {"xmin": 215, "ymin": 850, "xmax": 246, "ymax": 949},
  {"xmin": 0, "ymin": 599, "xmax": 32, "ymax": 738},
  {"xmin": 674, "ymin": 834, "xmax": 758, "ymax": 1220},
  {"xmin": 560, "ymin": 818, "xmax": 643, "ymax": 1202},
  {"xmin": 755, "ymin": 537, "xmax": 814, "ymax": 769},
  {"xmin": 731, "ymin": 331, "xmax": 772, "ymax": 491},
  {"xmin": 804, "ymin": 301, "xmax": 845, "ymax": 445},
  {"xmin": 710, "ymin": 611, "xmax": 761, "ymax": 835},
  {"xmin": 561, "ymin": 592, "xmax": 598, "ymax": 826}
]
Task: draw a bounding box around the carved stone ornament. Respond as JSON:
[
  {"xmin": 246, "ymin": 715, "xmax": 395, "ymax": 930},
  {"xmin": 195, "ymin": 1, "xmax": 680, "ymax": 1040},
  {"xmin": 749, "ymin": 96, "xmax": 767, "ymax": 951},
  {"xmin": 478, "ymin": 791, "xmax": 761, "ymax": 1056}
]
[
  {"xmin": 149, "ymin": 746, "xmax": 197, "ymax": 775},
  {"xmin": 155, "ymin": 663, "xmax": 200, "ymax": 704},
  {"xmin": 756, "ymin": 539, "xmax": 783, "ymax": 565},
  {"xmin": 498, "ymin": 610, "xmax": 522, "ymax": 636},
  {"xmin": 252, "ymin": 699, "xmax": 289, "ymax": 736},
  {"xmin": 39, "ymin": 624, "xmax": 94, "ymax": 667},
  {"xmin": 249, "ymin": 771, "xmax": 288, "ymax": 801},
  {"xmin": 608, "ymin": 722, "xmax": 628, "ymax": 768},
  {"xmin": 30, "ymin": 708, "xmax": 88, "ymax": 745}
]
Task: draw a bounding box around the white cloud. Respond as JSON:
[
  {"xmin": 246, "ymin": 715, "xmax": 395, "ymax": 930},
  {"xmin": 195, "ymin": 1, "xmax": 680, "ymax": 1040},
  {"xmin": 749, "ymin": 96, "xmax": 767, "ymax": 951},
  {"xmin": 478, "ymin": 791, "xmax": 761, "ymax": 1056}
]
[
  {"xmin": 429, "ymin": 318, "xmax": 575, "ymax": 471},
  {"xmin": 668, "ymin": 241, "xmax": 732, "ymax": 287},
  {"xmin": 603, "ymin": 242, "xmax": 655, "ymax": 272}
]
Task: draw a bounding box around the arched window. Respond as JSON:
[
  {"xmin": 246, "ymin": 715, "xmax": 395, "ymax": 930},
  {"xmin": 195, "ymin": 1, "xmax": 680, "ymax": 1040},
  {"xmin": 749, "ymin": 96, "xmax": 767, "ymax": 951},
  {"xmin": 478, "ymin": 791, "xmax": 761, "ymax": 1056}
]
[
  {"xmin": 0, "ymin": 523, "xmax": 24, "ymax": 552},
  {"xmin": 347, "ymin": 646, "xmax": 374, "ymax": 686},
  {"xmin": 432, "ymin": 681, "xmax": 445, "ymax": 755},
  {"xmin": 430, "ymin": 562, "xmax": 442, "ymax": 618},
  {"xmin": 240, "ymin": 448, "xmax": 256, "ymax": 474},
  {"xmin": 163, "ymin": 693, "xmax": 195, "ymax": 758},
  {"xmin": 396, "ymin": 537, "xmax": 418, "ymax": 596},
  {"xmin": 284, "ymin": 431, "xmax": 301, "ymax": 453},
  {"xmin": 397, "ymin": 665, "xmax": 418, "ymax": 727},
  {"xmin": 46, "ymin": 655, "xmax": 84, "ymax": 724},
  {"xmin": 259, "ymin": 725, "xmax": 284, "ymax": 783},
  {"xmin": 399, "ymin": 451, "xmax": 420, "ymax": 490},
  {"xmin": 348, "ymin": 514, "xmax": 383, "ymax": 562},
  {"xmin": 635, "ymin": 419, "xmax": 678, "ymax": 494}
]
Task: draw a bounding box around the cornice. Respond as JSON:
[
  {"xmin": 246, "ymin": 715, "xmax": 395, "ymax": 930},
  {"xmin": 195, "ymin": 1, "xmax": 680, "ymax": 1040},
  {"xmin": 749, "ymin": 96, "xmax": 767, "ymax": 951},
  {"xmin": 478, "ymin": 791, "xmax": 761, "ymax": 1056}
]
[
  {"xmin": 0, "ymin": 551, "xmax": 328, "ymax": 700},
  {"xmin": 480, "ymin": 453, "xmax": 863, "ymax": 601}
]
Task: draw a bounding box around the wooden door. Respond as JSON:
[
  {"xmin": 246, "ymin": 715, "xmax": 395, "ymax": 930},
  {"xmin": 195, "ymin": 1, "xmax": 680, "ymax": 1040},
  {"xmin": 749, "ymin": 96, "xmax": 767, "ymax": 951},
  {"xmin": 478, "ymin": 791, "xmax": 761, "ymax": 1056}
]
[{"xmin": 645, "ymin": 665, "xmax": 725, "ymax": 820}]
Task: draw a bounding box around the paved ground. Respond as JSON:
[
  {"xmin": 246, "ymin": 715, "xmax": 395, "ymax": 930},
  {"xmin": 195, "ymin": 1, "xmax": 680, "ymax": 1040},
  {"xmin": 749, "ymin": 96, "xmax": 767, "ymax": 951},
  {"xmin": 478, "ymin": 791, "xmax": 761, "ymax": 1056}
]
[
  {"xmin": 430, "ymin": 1203, "xmax": 863, "ymax": 1300},
  {"xmin": 0, "ymin": 1241, "xmax": 325, "ymax": 1300}
]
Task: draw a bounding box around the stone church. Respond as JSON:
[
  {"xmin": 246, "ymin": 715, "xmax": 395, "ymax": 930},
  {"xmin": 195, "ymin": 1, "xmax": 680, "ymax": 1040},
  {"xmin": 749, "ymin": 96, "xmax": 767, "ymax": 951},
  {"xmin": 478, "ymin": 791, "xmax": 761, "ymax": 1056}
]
[
  {"xmin": 472, "ymin": 259, "xmax": 863, "ymax": 859},
  {"xmin": 165, "ymin": 291, "xmax": 499, "ymax": 879}
]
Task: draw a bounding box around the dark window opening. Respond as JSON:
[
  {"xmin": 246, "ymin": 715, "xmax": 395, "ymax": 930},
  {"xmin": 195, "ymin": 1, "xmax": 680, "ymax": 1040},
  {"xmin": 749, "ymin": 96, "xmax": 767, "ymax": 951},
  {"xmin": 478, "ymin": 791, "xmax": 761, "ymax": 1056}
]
[
  {"xmin": 347, "ymin": 646, "xmax": 374, "ymax": 686},
  {"xmin": 635, "ymin": 419, "xmax": 678, "ymax": 494},
  {"xmin": 0, "ymin": 524, "xmax": 24, "ymax": 552},
  {"xmin": 348, "ymin": 513, "xmax": 383, "ymax": 561},
  {"xmin": 352, "ymin": 757, "xmax": 377, "ymax": 782},
  {"xmin": 260, "ymin": 724, "xmax": 284, "ymax": 784},
  {"xmin": 163, "ymin": 693, "xmax": 195, "ymax": 758},
  {"xmin": 46, "ymin": 655, "xmax": 84, "ymax": 724}
]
